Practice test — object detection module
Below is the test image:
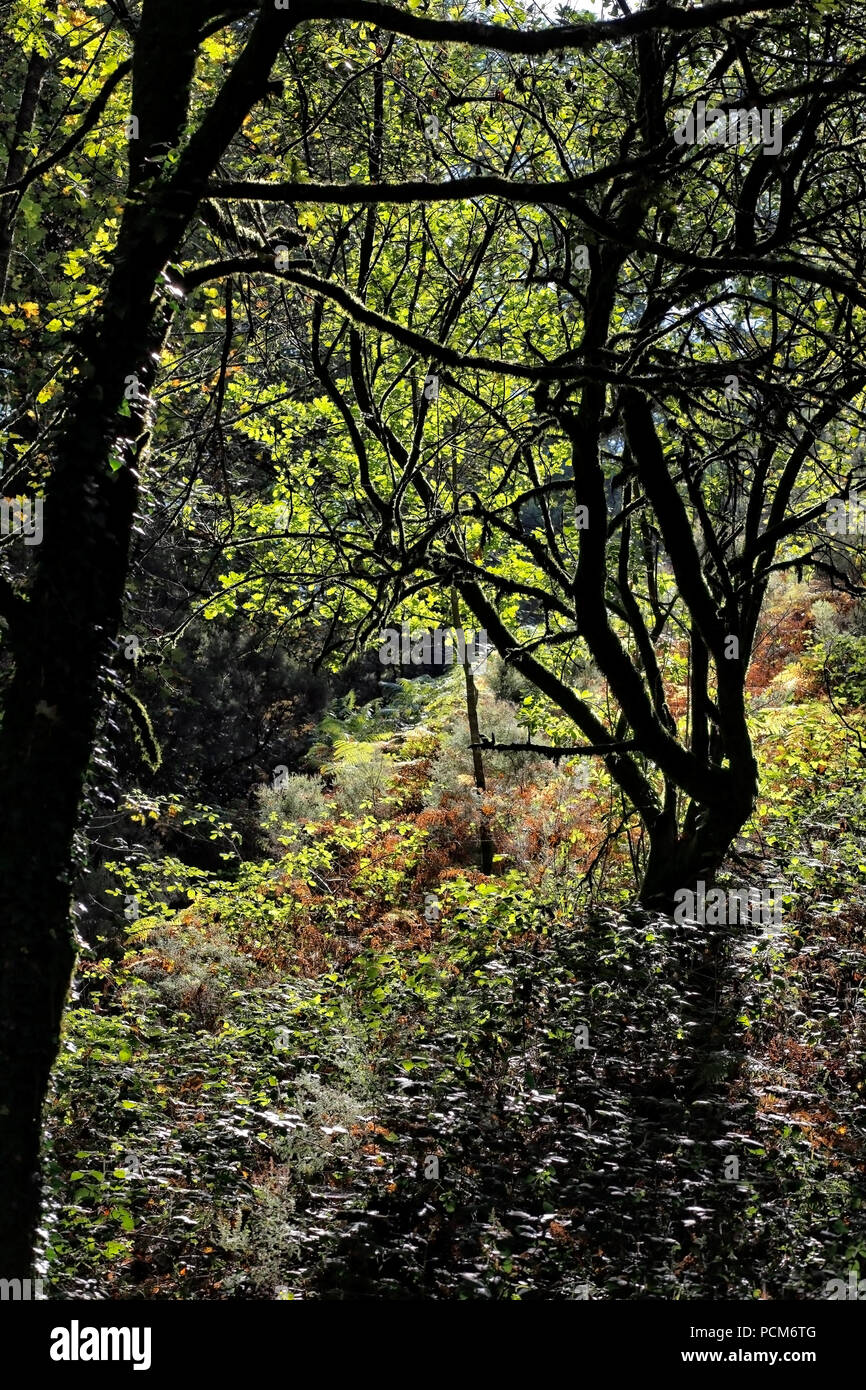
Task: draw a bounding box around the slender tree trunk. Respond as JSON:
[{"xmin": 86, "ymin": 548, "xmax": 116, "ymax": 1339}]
[
  {"xmin": 454, "ymin": 573, "xmax": 760, "ymax": 909},
  {"xmin": 0, "ymin": 44, "xmax": 50, "ymax": 302},
  {"xmin": 450, "ymin": 586, "xmax": 494, "ymax": 874}
]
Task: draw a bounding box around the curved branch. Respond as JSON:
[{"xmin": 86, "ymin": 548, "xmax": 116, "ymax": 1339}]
[{"xmin": 280, "ymin": 0, "xmax": 794, "ymax": 56}]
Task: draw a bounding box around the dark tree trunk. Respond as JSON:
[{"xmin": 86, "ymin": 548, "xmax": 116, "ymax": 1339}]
[
  {"xmin": 0, "ymin": 45, "xmax": 50, "ymax": 302},
  {"xmin": 0, "ymin": 201, "xmax": 180, "ymax": 1279},
  {"xmin": 0, "ymin": 328, "xmax": 145, "ymax": 1274},
  {"xmin": 0, "ymin": 0, "xmax": 288, "ymax": 1275},
  {"xmin": 638, "ymin": 758, "xmax": 758, "ymax": 912}
]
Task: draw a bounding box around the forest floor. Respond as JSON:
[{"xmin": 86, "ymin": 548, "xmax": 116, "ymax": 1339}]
[{"xmin": 41, "ymin": 632, "xmax": 866, "ymax": 1299}]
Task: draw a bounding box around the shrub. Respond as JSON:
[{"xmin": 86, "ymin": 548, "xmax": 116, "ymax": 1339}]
[
  {"xmin": 329, "ymin": 745, "xmax": 398, "ymax": 818},
  {"xmin": 256, "ymin": 775, "xmax": 328, "ymax": 851},
  {"xmin": 127, "ymin": 920, "xmax": 253, "ymax": 1030},
  {"xmin": 821, "ymin": 633, "xmax": 866, "ymax": 709}
]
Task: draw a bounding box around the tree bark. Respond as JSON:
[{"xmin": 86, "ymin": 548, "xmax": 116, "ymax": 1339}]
[{"xmin": 0, "ymin": 0, "xmax": 289, "ymax": 1275}]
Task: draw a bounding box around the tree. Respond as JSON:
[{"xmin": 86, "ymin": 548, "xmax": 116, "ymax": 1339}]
[
  {"xmin": 0, "ymin": 0, "xmax": 859, "ymax": 1276},
  {"xmin": 1, "ymin": 0, "xmax": 331, "ymax": 1275},
  {"xmin": 204, "ymin": 0, "xmax": 866, "ymax": 908}
]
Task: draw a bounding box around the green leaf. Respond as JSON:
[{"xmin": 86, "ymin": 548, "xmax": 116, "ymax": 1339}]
[{"xmin": 111, "ymin": 1206, "xmax": 135, "ymax": 1232}]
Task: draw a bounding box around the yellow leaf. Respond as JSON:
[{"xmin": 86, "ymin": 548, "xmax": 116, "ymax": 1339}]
[{"xmin": 202, "ymin": 34, "xmax": 227, "ymax": 61}]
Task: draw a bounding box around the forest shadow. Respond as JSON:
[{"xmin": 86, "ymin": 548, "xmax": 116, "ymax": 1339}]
[{"xmin": 307, "ymin": 907, "xmax": 769, "ymax": 1300}]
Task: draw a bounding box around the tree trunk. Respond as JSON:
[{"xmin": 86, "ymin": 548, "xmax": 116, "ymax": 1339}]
[
  {"xmin": 638, "ymin": 768, "xmax": 758, "ymax": 913},
  {"xmin": 0, "ymin": 218, "xmax": 177, "ymax": 1273},
  {"xmin": 0, "ymin": 45, "xmax": 50, "ymax": 302},
  {"xmin": 450, "ymin": 586, "xmax": 495, "ymax": 874},
  {"xmin": 0, "ymin": 0, "xmax": 289, "ymax": 1274}
]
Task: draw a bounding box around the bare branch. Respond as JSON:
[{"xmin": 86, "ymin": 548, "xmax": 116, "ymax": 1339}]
[
  {"xmin": 472, "ymin": 735, "xmax": 639, "ymax": 764},
  {"xmin": 280, "ymin": 0, "xmax": 795, "ymax": 57}
]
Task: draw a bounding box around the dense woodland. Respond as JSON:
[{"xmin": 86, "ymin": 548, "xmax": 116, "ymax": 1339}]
[{"xmin": 1, "ymin": 0, "xmax": 865, "ymax": 1301}]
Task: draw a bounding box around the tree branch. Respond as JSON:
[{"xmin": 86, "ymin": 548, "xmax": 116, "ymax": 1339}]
[
  {"xmin": 208, "ymin": 170, "xmax": 643, "ymax": 208},
  {"xmin": 0, "ymin": 62, "xmax": 132, "ymax": 199},
  {"xmin": 472, "ymin": 735, "xmax": 638, "ymax": 763},
  {"xmin": 280, "ymin": 0, "xmax": 795, "ymax": 56}
]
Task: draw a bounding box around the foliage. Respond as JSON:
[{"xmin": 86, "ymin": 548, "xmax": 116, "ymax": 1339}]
[
  {"xmin": 3, "ymin": 0, "xmax": 866, "ymax": 1295},
  {"xmin": 256, "ymin": 775, "xmax": 329, "ymax": 854},
  {"xmin": 41, "ymin": 623, "xmax": 866, "ymax": 1299}
]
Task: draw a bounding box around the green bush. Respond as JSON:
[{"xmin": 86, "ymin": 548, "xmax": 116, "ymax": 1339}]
[
  {"xmin": 328, "ymin": 745, "xmax": 398, "ymax": 818},
  {"xmin": 821, "ymin": 634, "xmax": 866, "ymax": 708},
  {"xmin": 256, "ymin": 774, "xmax": 328, "ymax": 851}
]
